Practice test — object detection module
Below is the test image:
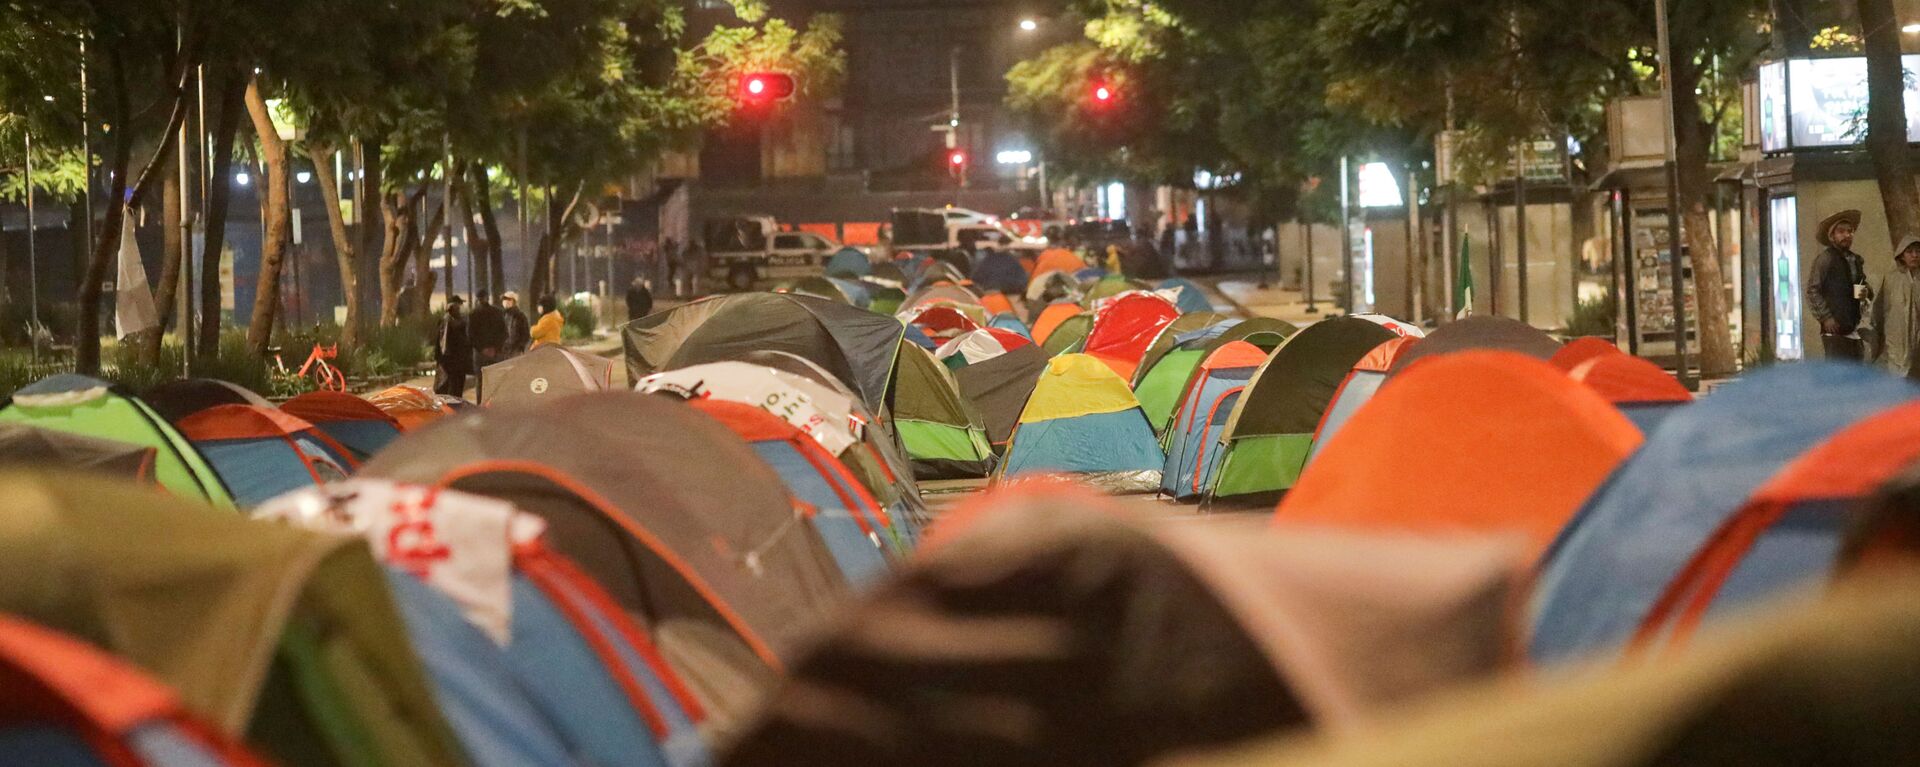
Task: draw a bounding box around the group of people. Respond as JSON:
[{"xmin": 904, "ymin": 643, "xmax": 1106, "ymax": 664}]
[
  {"xmin": 433, "ymin": 291, "xmax": 565, "ymax": 395},
  {"xmin": 1808, "ymin": 208, "xmax": 1920, "ymax": 377}
]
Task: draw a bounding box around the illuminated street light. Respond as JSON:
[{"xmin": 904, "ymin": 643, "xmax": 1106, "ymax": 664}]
[
  {"xmin": 1019, "ymin": 18, "xmax": 1038, "ymax": 31},
  {"xmin": 296, "ymin": 171, "xmax": 313, "ymax": 184},
  {"xmin": 996, "ymin": 149, "xmax": 1033, "ymax": 165},
  {"xmin": 1905, "ymin": 23, "xmax": 1920, "ymax": 33},
  {"xmin": 235, "ymin": 172, "xmax": 251, "ymax": 186}
]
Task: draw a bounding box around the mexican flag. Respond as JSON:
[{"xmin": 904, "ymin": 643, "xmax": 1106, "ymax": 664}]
[{"xmin": 1454, "ymin": 233, "xmax": 1474, "ymax": 319}]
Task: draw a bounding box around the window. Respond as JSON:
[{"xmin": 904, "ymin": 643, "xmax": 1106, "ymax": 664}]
[{"xmin": 773, "ymin": 234, "xmax": 805, "ymax": 249}]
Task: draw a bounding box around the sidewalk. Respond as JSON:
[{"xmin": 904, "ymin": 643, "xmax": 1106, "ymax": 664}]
[{"xmin": 1202, "ymin": 277, "xmax": 1344, "ymax": 326}]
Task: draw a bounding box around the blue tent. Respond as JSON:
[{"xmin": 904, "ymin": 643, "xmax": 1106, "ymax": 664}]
[
  {"xmin": 826, "ymin": 277, "xmax": 873, "ymax": 310},
  {"xmin": 1618, "ymin": 401, "xmax": 1688, "ymax": 435},
  {"xmin": 1160, "ymin": 342, "xmax": 1265, "ymax": 499},
  {"xmin": 1073, "ymin": 266, "xmax": 1109, "ymax": 282},
  {"xmin": 988, "ymin": 313, "xmax": 1033, "ymax": 340},
  {"xmin": 176, "ymin": 405, "xmax": 354, "ymax": 506},
  {"xmin": 1528, "ymin": 362, "xmax": 1919, "ymax": 665},
  {"xmin": 385, "ymin": 572, "xmax": 579, "ymax": 767},
  {"xmin": 971, "ymin": 251, "xmax": 1028, "ymax": 295},
  {"xmin": 1000, "ymin": 354, "xmax": 1164, "ymax": 493},
  {"xmin": 825, "ymin": 247, "xmax": 870, "ymax": 278},
  {"xmin": 1155, "ymin": 278, "xmax": 1212, "ymax": 314},
  {"xmin": 902, "ymin": 323, "xmax": 939, "ymax": 350}
]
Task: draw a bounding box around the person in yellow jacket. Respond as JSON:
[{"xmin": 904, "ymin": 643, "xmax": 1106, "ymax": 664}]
[{"xmin": 528, "ymin": 295, "xmax": 565, "ymax": 349}]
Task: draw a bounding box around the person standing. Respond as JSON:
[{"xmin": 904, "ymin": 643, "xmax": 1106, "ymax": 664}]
[
  {"xmin": 1807, "ymin": 209, "xmax": 1872, "ymax": 361},
  {"xmin": 626, "ymin": 278, "xmax": 654, "ymax": 323},
  {"xmin": 501, "ymin": 291, "xmax": 531, "ymax": 354},
  {"xmin": 468, "ymin": 290, "xmax": 509, "ymax": 369},
  {"xmin": 433, "ymin": 296, "xmax": 472, "ymax": 397},
  {"xmin": 529, "ymin": 295, "xmax": 565, "ymax": 349},
  {"xmin": 661, "ymin": 237, "xmax": 681, "ymax": 299},
  {"xmin": 1873, "ymin": 235, "xmax": 1920, "ymax": 377}
]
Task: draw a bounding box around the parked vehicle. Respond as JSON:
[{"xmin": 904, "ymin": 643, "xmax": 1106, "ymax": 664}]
[
  {"xmin": 890, "ymin": 208, "xmax": 1045, "ymax": 255},
  {"xmin": 705, "ymin": 215, "xmax": 844, "ymax": 291}
]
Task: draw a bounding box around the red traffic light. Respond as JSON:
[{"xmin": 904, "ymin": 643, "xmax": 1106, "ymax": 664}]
[
  {"xmin": 1094, "ymin": 84, "xmax": 1113, "ymax": 101},
  {"xmin": 738, "ymin": 72, "xmax": 796, "ymax": 103},
  {"xmin": 948, "ymin": 150, "xmax": 968, "ymax": 166}
]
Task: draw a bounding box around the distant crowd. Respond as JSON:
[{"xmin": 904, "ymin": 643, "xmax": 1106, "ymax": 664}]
[{"xmin": 432, "ymin": 291, "xmax": 565, "ymax": 395}]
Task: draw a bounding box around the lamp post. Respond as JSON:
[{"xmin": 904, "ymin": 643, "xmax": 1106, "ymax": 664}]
[
  {"xmin": 1654, "ymin": 0, "xmax": 1694, "ymax": 387},
  {"xmin": 24, "ymin": 130, "xmax": 39, "ymax": 360}
]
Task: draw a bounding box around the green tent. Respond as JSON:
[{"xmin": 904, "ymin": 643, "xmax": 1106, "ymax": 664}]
[
  {"xmin": 1136, "ymin": 318, "xmax": 1298, "ymax": 438},
  {"xmin": 1082, "ymin": 275, "xmax": 1145, "ymax": 306},
  {"xmin": 1131, "ymin": 311, "xmax": 1233, "ymax": 388},
  {"xmin": 0, "ymin": 471, "xmax": 467, "ymax": 766},
  {"xmin": 1210, "ymin": 317, "xmax": 1396, "ymax": 502},
  {"xmin": 1041, "ymin": 312, "xmax": 1095, "ymax": 356},
  {"xmin": 0, "ymin": 374, "xmax": 235, "ymax": 509},
  {"xmin": 892, "ymin": 342, "xmax": 994, "ymax": 479}
]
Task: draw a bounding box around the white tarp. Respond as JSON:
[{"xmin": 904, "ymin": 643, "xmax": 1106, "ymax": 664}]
[
  {"xmin": 257, "ymin": 479, "xmax": 546, "ymax": 644},
  {"xmin": 114, "ymin": 213, "xmax": 158, "ymax": 339},
  {"xmin": 637, "ymin": 360, "xmax": 862, "ymax": 455},
  {"xmin": 935, "ymin": 329, "xmax": 1016, "ymax": 366}
]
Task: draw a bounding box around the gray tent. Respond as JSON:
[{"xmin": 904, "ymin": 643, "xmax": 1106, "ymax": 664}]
[
  {"xmin": 479, "ymin": 345, "xmax": 615, "ymax": 408},
  {"xmin": 623, "ymin": 293, "xmax": 906, "ymax": 411},
  {"xmin": 0, "ymin": 422, "xmax": 156, "ymax": 481}
]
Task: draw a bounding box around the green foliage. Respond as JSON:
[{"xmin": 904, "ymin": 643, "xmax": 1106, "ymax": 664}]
[
  {"xmin": 0, "ymin": 349, "xmax": 38, "ymax": 401},
  {"xmin": 560, "ymin": 301, "xmax": 596, "ymax": 339},
  {"xmin": 1567, "ymin": 291, "xmax": 1619, "ymax": 337}
]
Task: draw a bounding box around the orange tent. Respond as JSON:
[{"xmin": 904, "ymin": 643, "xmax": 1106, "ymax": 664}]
[
  {"xmin": 979, "ymin": 291, "xmax": 1016, "ymax": 317},
  {"xmin": 1275, "ymin": 350, "xmax": 1642, "ymax": 558},
  {"xmin": 1550, "ymin": 336, "xmax": 1622, "ymax": 371},
  {"xmin": 1031, "ymin": 302, "xmax": 1085, "ymax": 344},
  {"xmin": 1569, "ymin": 353, "xmax": 1691, "ymax": 404},
  {"xmin": 367, "ymin": 385, "xmax": 458, "ymax": 431},
  {"xmin": 1034, "ymin": 248, "xmax": 1084, "ymax": 276}
]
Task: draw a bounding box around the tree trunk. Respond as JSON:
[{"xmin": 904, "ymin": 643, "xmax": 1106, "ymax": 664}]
[
  {"xmin": 144, "ymin": 154, "xmax": 182, "ymax": 363},
  {"xmin": 1860, "ymin": 0, "xmax": 1920, "ymax": 244},
  {"xmin": 1672, "ymin": 58, "xmax": 1738, "ymax": 376},
  {"xmin": 356, "ymin": 141, "xmax": 384, "ymax": 325},
  {"xmin": 378, "ymin": 186, "xmax": 427, "ymax": 325},
  {"xmin": 415, "ymin": 198, "xmax": 445, "ymax": 324},
  {"xmin": 242, "ymin": 77, "xmax": 292, "ymax": 355},
  {"xmin": 472, "ymin": 165, "xmax": 507, "ymax": 296},
  {"xmin": 78, "ymin": 51, "xmax": 189, "ymax": 375},
  {"xmin": 529, "ymin": 183, "xmax": 583, "ymax": 301},
  {"xmin": 459, "ymin": 172, "xmax": 488, "ymax": 297},
  {"xmin": 307, "ymin": 142, "xmax": 360, "ymax": 348},
  {"xmin": 199, "ymin": 73, "xmax": 244, "ymax": 353}
]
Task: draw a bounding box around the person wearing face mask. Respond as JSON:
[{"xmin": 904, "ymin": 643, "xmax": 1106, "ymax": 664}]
[
  {"xmin": 1872, "ymin": 234, "xmax": 1920, "ymax": 378},
  {"xmin": 1807, "ymin": 209, "xmax": 1872, "ymax": 361}
]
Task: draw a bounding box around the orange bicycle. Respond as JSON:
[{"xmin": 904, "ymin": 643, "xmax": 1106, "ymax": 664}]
[{"xmin": 274, "ymin": 344, "xmax": 347, "ymax": 393}]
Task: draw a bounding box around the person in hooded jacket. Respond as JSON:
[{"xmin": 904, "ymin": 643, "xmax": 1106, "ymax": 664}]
[{"xmin": 1872, "ymin": 234, "xmax": 1920, "ymax": 378}]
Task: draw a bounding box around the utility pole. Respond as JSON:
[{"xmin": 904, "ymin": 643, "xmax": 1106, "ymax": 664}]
[
  {"xmin": 1441, "ymin": 71, "xmax": 1458, "ymax": 320},
  {"xmin": 442, "ymin": 138, "xmax": 454, "ymax": 306},
  {"xmin": 1339, "ymin": 155, "xmax": 1354, "ymax": 313},
  {"xmin": 1515, "ymin": 140, "xmax": 1530, "ymax": 325},
  {"xmin": 24, "ymin": 131, "xmax": 39, "ymax": 361},
  {"xmin": 949, "ymin": 46, "xmax": 966, "ymax": 189},
  {"xmin": 1303, "ymin": 220, "xmax": 1319, "ymax": 314},
  {"xmin": 1654, "ymin": 0, "xmax": 1694, "ymax": 387}
]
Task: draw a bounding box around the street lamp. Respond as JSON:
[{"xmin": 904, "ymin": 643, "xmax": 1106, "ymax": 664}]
[
  {"xmin": 1904, "ymin": 23, "xmax": 1920, "ymax": 33},
  {"xmin": 1019, "ymin": 18, "xmax": 1038, "ymax": 31}
]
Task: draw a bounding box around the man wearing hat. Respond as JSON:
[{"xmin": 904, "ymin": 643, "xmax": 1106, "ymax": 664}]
[
  {"xmin": 500, "ymin": 291, "xmax": 531, "ymax": 355},
  {"xmin": 433, "ymin": 295, "xmax": 473, "ymax": 396},
  {"xmin": 1808, "ymin": 209, "xmax": 1872, "ymax": 360}
]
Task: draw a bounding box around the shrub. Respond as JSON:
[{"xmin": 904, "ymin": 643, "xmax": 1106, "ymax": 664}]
[
  {"xmin": 0, "ymin": 350, "xmax": 37, "ymax": 401},
  {"xmin": 560, "ymin": 301, "xmax": 596, "ymax": 340},
  {"xmin": 1567, "ymin": 292, "xmax": 1618, "ymax": 338},
  {"xmin": 194, "ymin": 331, "xmax": 278, "ymax": 395}
]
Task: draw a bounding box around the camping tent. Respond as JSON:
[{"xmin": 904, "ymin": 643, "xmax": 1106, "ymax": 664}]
[
  {"xmin": 901, "ymin": 303, "xmax": 984, "ymax": 341},
  {"xmin": 1568, "ymin": 353, "xmax": 1692, "ymax": 434},
  {"xmin": 1351, "ymin": 313, "xmax": 1427, "ymax": 338},
  {"xmin": 892, "ymin": 342, "xmax": 995, "ymax": 479},
  {"xmin": 258, "ymin": 480, "xmax": 710, "ymax": 767},
  {"xmin": 623, "ymin": 292, "xmax": 905, "ymax": 410},
  {"xmin": 1039, "ymin": 312, "xmax": 1095, "ymax": 355},
  {"xmin": 952, "ymin": 342, "xmax": 1051, "ymax": 450},
  {"xmin": 978, "ymin": 291, "xmax": 1018, "ymax": 318},
  {"xmin": 776, "ymin": 275, "xmax": 867, "ymax": 307},
  {"xmin": 1131, "ymin": 311, "xmax": 1234, "ymax": 387},
  {"xmin": 1134, "ymin": 317, "xmax": 1296, "ymax": 436},
  {"xmin": 1276, "ymin": 351, "xmax": 1642, "ymax": 559},
  {"xmin": 363, "ymin": 393, "xmax": 849, "ymax": 725},
  {"xmin": 1082, "ymin": 291, "xmax": 1181, "ymax": 379},
  {"xmin": 280, "ymin": 391, "xmax": 406, "ymax": 461},
  {"xmin": 1551, "ymin": 336, "xmax": 1623, "ymax": 371},
  {"xmin": 725, "ymin": 483, "xmax": 1524, "ymax": 767},
  {"xmin": 1025, "ymin": 270, "xmax": 1082, "ymax": 306},
  {"xmin": 1529, "ymin": 362, "xmax": 1918, "ymax": 665},
  {"xmin": 690, "ymin": 400, "xmax": 898, "ymax": 586},
  {"xmin": 1030, "ymin": 301, "xmax": 1086, "ymax": 345},
  {"xmin": 0, "ymin": 422, "xmax": 155, "ymax": 481},
  {"xmin": 142, "ymin": 378, "xmax": 274, "ymax": 423},
  {"xmin": 988, "ymin": 312, "xmax": 1034, "ymax": 339},
  {"xmin": 480, "ymin": 344, "xmax": 616, "ymax": 408},
  {"xmin": 1209, "ymin": 317, "xmax": 1398, "ymax": 501},
  {"xmin": 176, "ymin": 404, "xmax": 358, "ymax": 506},
  {"xmin": 1305, "ymin": 336, "xmax": 1419, "ymax": 466},
  {"xmin": 0, "ymin": 471, "xmax": 465, "ymax": 766},
  {"xmin": 1033, "ymin": 248, "xmax": 1084, "ymax": 276},
  {"xmin": 998, "ymin": 354, "xmax": 1163, "ymax": 493},
  {"xmin": 825, "ymin": 247, "xmax": 871, "ymax": 278},
  {"xmin": 1161, "ymin": 341, "xmax": 1268, "ymax": 500},
  {"xmin": 1155, "ymin": 277, "xmax": 1213, "ymax": 314},
  {"xmin": 1082, "ymin": 274, "xmax": 1142, "ymax": 305},
  {"xmin": 0, "ymin": 615, "xmax": 262, "ymax": 767},
  {"xmin": 1176, "ymin": 575, "xmax": 1920, "ymax": 767},
  {"xmin": 0, "ymin": 375, "xmax": 233, "ymax": 508},
  {"xmin": 935, "ymin": 328, "xmax": 1033, "ymax": 370},
  {"xmin": 369, "ymin": 384, "xmax": 461, "ymax": 431},
  {"xmin": 1626, "ymin": 399, "xmax": 1920, "ymax": 656},
  {"xmin": 971, "ymin": 251, "xmax": 1027, "ymax": 295},
  {"xmin": 1388, "ymin": 315, "xmax": 1559, "ymax": 376}
]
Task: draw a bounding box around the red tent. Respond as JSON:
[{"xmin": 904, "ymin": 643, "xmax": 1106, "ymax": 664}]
[
  {"xmin": 1551, "ymin": 336, "xmax": 1623, "ymax": 371},
  {"xmin": 1569, "ymin": 353, "xmax": 1692, "ymax": 405},
  {"xmin": 1083, "ymin": 292, "xmax": 1180, "ymax": 379}
]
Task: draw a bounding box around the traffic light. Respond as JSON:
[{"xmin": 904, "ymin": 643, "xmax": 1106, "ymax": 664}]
[
  {"xmin": 1091, "ymin": 80, "xmax": 1116, "ymax": 105},
  {"xmin": 948, "ymin": 149, "xmax": 968, "ymax": 168},
  {"xmin": 738, "ymin": 72, "xmax": 796, "ymax": 104}
]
